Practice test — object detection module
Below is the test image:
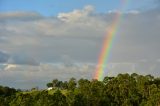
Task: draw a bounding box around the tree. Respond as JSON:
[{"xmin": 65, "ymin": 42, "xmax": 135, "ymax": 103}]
[
  {"xmin": 52, "ymin": 79, "xmax": 59, "ymax": 87},
  {"xmin": 62, "ymin": 81, "xmax": 68, "ymax": 89},
  {"xmin": 88, "ymin": 79, "xmax": 104, "ymax": 106},
  {"xmin": 68, "ymin": 78, "xmax": 77, "ymax": 91},
  {"xmin": 1, "ymin": 73, "xmax": 160, "ymax": 106},
  {"xmin": 46, "ymin": 83, "xmax": 53, "ymax": 88},
  {"xmin": 51, "ymin": 90, "xmax": 67, "ymax": 106},
  {"xmin": 56, "ymin": 81, "xmax": 63, "ymax": 89},
  {"xmin": 78, "ymin": 78, "xmax": 90, "ymax": 93},
  {"xmin": 103, "ymin": 76, "xmax": 114, "ymax": 85}
]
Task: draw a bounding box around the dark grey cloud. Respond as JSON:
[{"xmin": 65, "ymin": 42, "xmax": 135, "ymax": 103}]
[
  {"xmin": 0, "ymin": 51, "xmax": 40, "ymax": 66},
  {"xmin": 0, "ymin": 51, "xmax": 9, "ymax": 63},
  {"xmin": 8, "ymin": 55, "xmax": 40, "ymax": 66}
]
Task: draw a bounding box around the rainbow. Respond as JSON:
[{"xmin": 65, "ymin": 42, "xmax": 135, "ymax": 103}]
[{"xmin": 94, "ymin": 0, "xmax": 129, "ymax": 81}]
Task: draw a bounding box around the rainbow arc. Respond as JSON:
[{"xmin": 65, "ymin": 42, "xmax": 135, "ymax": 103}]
[{"xmin": 94, "ymin": 0, "xmax": 130, "ymax": 81}]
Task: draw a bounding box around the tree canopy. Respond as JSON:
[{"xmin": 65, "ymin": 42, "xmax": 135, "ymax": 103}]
[{"xmin": 0, "ymin": 73, "xmax": 160, "ymax": 106}]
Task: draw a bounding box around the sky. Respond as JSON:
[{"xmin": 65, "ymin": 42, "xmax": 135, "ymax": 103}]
[
  {"xmin": 0, "ymin": 0, "xmax": 160, "ymax": 89},
  {"xmin": 0, "ymin": 0, "xmax": 156, "ymax": 16}
]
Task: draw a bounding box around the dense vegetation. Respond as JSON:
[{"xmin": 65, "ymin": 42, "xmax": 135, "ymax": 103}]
[{"xmin": 0, "ymin": 73, "xmax": 160, "ymax": 106}]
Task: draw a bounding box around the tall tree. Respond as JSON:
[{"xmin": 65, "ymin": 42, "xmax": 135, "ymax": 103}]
[{"xmin": 68, "ymin": 78, "xmax": 77, "ymax": 91}]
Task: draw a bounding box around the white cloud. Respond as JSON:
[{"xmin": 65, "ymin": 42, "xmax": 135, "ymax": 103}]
[
  {"xmin": 4, "ymin": 64, "xmax": 17, "ymax": 71},
  {"xmin": 58, "ymin": 5, "xmax": 94, "ymax": 22}
]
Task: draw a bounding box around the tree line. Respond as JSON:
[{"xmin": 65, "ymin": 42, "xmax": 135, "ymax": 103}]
[{"xmin": 0, "ymin": 73, "xmax": 160, "ymax": 106}]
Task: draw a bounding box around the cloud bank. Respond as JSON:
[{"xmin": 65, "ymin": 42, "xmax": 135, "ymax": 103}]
[{"xmin": 0, "ymin": 5, "xmax": 160, "ymax": 88}]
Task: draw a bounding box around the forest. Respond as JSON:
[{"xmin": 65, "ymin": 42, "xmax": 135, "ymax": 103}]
[{"xmin": 0, "ymin": 73, "xmax": 160, "ymax": 106}]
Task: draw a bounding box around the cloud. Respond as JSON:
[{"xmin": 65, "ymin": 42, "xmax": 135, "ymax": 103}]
[
  {"xmin": 1, "ymin": 61, "xmax": 160, "ymax": 89},
  {"xmin": 4, "ymin": 64, "xmax": 17, "ymax": 71},
  {"xmin": 0, "ymin": 5, "xmax": 160, "ymax": 88},
  {"xmin": 0, "ymin": 11, "xmax": 43, "ymax": 22},
  {"xmin": 0, "ymin": 51, "xmax": 40, "ymax": 66},
  {"xmin": 0, "ymin": 51, "xmax": 9, "ymax": 63},
  {"xmin": 8, "ymin": 55, "xmax": 40, "ymax": 66},
  {"xmin": 0, "ymin": 63, "xmax": 95, "ymax": 89},
  {"xmin": 155, "ymin": 0, "xmax": 160, "ymax": 6},
  {"xmin": 58, "ymin": 5, "xmax": 94, "ymax": 22},
  {"xmin": 0, "ymin": 6, "xmax": 159, "ymax": 63}
]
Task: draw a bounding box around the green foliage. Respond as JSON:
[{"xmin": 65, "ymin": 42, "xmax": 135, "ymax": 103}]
[
  {"xmin": 46, "ymin": 83, "xmax": 53, "ymax": 88},
  {"xmin": 1, "ymin": 73, "xmax": 160, "ymax": 106},
  {"xmin": 0, "ymin": 86, "xmax": 17, "ymax": 96},
  {"xmin": 68, "ymin": 78, "xmax": 77, "ymax": 91}
]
